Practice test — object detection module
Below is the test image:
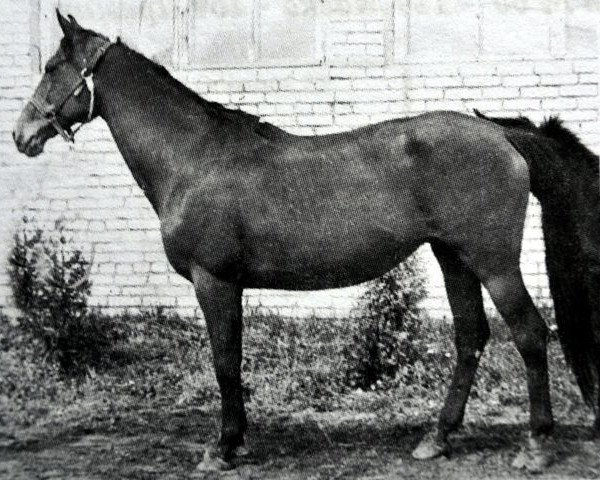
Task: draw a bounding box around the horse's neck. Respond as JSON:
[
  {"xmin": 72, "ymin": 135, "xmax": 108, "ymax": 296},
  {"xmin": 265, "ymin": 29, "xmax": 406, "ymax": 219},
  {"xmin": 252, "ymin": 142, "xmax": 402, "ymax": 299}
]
[{"xmin": 94, "ymin": 47, "xmax": 213, "ymax": 209}]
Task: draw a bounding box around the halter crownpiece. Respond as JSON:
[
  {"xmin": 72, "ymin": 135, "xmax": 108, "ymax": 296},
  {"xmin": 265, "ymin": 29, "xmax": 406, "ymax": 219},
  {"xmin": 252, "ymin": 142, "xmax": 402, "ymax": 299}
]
[{"xmin": 29, "ymin": 38, "xmax": 113, "ymax": 143}]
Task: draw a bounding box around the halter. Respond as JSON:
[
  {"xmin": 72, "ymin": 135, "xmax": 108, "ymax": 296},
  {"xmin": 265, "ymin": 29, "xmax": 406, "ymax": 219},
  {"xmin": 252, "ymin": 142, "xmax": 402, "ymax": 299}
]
[{"xmin": 29, "ymin": 39, "xmax": 113, "ymax": 143}]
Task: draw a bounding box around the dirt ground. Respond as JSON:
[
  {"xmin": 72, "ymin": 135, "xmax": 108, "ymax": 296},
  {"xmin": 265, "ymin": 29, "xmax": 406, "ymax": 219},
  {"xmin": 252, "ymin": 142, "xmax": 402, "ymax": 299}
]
[{"xmin": 1, "ymin": 397, "xmax": 599, "ymax": 480}]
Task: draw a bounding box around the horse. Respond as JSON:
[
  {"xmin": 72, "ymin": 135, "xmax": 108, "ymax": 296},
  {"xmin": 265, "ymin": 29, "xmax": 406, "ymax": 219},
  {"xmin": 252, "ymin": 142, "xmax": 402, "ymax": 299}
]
[{"xmin": 12, "ymin": 12, "xmax": 599, "ymax": 473}]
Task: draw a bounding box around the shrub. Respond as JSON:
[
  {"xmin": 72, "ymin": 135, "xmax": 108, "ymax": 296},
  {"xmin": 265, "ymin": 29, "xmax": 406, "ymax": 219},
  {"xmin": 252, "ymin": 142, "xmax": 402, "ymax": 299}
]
[
  {"xmin": 345, "ymin": 254, "xmax": 427, "ymax": 390},
  {"xmin": 8, "ymin": 218, "xmax": 117, "ymax": 377}
]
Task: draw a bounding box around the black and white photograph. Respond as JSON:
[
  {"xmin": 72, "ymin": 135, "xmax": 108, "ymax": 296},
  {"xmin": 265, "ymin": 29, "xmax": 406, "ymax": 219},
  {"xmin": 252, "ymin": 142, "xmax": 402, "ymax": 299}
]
[{"xmin": 1, "ymin": 0, "xmax": 599, "ymax": 478}]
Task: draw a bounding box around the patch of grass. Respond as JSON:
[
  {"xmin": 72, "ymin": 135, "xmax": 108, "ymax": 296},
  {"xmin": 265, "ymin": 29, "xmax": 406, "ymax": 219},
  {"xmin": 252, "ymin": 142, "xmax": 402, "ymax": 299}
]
[{"xmin": 0, "ymin": 306, "xmax": 589, "ymax": 433}]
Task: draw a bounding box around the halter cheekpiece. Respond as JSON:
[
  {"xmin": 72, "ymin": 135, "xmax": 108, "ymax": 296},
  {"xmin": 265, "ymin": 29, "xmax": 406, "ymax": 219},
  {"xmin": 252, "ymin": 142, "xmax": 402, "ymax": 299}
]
[{"xmin": 29, "ymin": 39, "xmax": 113, "ymax": 143}]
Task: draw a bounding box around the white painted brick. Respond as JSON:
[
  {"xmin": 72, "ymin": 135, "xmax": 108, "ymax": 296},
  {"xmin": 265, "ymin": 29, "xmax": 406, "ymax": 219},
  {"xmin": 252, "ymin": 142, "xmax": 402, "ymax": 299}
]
[
  {"xmin": 244, "ymin": 81, "xmax": 278, "ymax": 92},
  {"xmin": 128, "ymin": 219, "xmax": 159, "ymax": 230},
  {"xmin": 333, "ymin": 103, "xmax": 352, "ymax": 114},
  {"xmin": 261, "ymin": 115, "xmax": 296, "ymax": 126},
  {"xmin": 572, "ymin": 59, "xmax": 598, "ymax": 73},
  {"xmin": 230, "ymin": 92, "xmax": 264, "ymax": 104},
  {"xmin": 577, "ymin": 97, "xmax": 599, "ymax": 109},
  {"xmin": 330, "ymin": 67, "xmax": 366, "ymax": 79},
  {"xmin": 208, "ymin": 82, "xmax": 243, "ymax": 92},
  {"xmin": 258, "ymin": 104, "xmax": 277, "ymax": 115},
  {"xmin": 279, "ymin": 80, "xmax": 316, "ymax": 91},
  {"xmin": 541, "ymin": 97, "xmax": 578, "ymax": 110},
  {"xmin": 352, "ymin": 78, "xmax": 388, "ymax": 90},
  {"xmin": 463, "ymin": 76, "xmax": 501, "ymax": 87},
  {"xmin": 224, "ymin": 69, "xmax": 257, "ymax": 82},
  {"xmin": 464, "ymin": 99, "xmax": 503, "ymax": 112},
  {"xmin": 579, "ymin": 73, "xmax": 599, "ymax": 84},
  {"xmin": 390, "ymin": 77, "xmax": 424, "ymax": 89},
  {"xmin": 366, "ymin": 45, "xmax": 385, "ymax": 56},
  {"xmin": 292, "ymin": 67, "xmax": 329, "ymax": 80},
  {"xmin": 557, "ymin": 110, "xmax": 598, "ymax": 122},
  {"xmin": 335, "ymin": 114, "xmax": 370, "ymax": 126},
  {"xmin": 203, "ymin": 93, "xmax": 230, "ymax": 104},
  {"xmin": 317, "ymin": 79, "xmax": 351, "ymax": 91},
  {"xmin": 482, "ymin": 86, "xmax": 520, "ymax": 98},
  {"xmin": 257, "ymin": 68, "xmax": 293, "ymax": 80},
  {"xmin": 459, "ymin": 63, "xmax": 497, "ymax": 76},
  {"xmin": 347, "ymin": 32, "xmax": 382, "ymax": 44},
  {"xmin": 275, "ymin": 104, "xmax": 294, "ymax": 115},
  {"xmin": 406, "ymin": 88, "xmax": 443, "ymax": 100},
  {"xmin": 425, "ymin": 100, "xmax": 464, "ymax": 111},
  {"xmin": 534, "ymin": 61, "xmax": 572, "ymax": 74},
  {"xmin": 266, "ymin": 91, "xmax": 334, "ymax": 103},
  {"xmin": 328, "ymin": 32, "xmax": 347, "ymax": 43},
  {"xmin": 329, "ymin": 21, "xmax": 365, "ymax": 32},
  {"xmin": 331, "ymin": 44, "xmax": 367, "ymax": 55},
  {"xmin": 503, "ymin": 98, "xmax": 541, "ymax": 110},
  {"xmin": 497, "ymin": 62, "xmax": 535, "ymax": 75},
  {"xmin": 313, "ymin": 104, "xmax": 333, "ymax": 114},
  {"xmin": 370, "ymin": 113, "xmax": 396, "ymax": 123},
  {"xmin": 424, "ymin": 76, "xmax": 462, "ymax": 88},
  {"xmin": 502, "ymin": 75, "xmax": 539, "ymax": 87},
  {"xmin": 353, "ymin": 102, "xmax": 389, "ymax": 114},
  {"xmin": 560, "ymin": 84, "xmax": 598, "ymax": 97},
  {"xmin": 383, "ymin": 64, "xmax": 420, "ymax": 77},
  {"xmin": 365, "ymin": 21, "xmax": 385, "ymax": 32},
  {"xmin": 336, "ymin": 90, "xmax": 405, "ymax": 102},
  {"xmin": 539, "ymin": 74, "xmax": 578, "ymax": 85},
  {"xmin": 297, "ymin": 114, "xmax": 333, "ymax": 126},
  {"xmin": 420, "ymin": 64, "xmax": 458, "ymax": 76},
  {"xmin": 239, "ymin": 104, "xmax": 258, "ymax": 115},
  {"xmin": 187, "ymin": 70, "xmax": 222, "ymax": 82},
  {"xmin": 521, "ymin": 86, "xmax": 559, "ymax": 98},
  {"xmin": 366, "ymin": 67, "xmax": 384, "ymax": 77},
  {"xmin": 294, "ymin": 103, "xmax": 313, "ymax": 113},
  {"xmin": 445, "ymin": 87, "xmax": 482, "ymax": 99}
]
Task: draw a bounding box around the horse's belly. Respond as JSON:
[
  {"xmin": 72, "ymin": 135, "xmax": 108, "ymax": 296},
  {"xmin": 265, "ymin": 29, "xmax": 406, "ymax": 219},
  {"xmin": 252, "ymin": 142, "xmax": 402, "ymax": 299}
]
[{"xmin": 242, "ymin": 227, "xmax": 423, "ymax": 290}]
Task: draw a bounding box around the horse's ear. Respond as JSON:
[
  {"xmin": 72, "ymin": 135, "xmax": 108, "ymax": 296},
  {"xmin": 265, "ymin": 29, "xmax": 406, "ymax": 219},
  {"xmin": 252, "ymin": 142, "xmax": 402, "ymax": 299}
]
[
  {"xmin": 67, "ymin": 14, "xmax": 83, "ymax": 30},
  {"xmin": 56, "ymin": 9, "xmax": 78, "ymax": 39}
]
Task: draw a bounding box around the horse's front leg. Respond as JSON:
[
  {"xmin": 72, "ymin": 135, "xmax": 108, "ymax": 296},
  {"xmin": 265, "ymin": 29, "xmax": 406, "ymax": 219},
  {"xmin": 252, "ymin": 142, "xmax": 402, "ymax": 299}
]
[{"xmin": 191, "ymin": 266, "xmax": 247, "ymax": 471}]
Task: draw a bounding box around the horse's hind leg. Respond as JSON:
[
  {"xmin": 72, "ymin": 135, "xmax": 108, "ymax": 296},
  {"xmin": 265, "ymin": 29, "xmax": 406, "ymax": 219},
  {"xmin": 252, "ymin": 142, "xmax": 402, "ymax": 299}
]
[
  {"xmin": 483, "ymin": 270, "xmax": 554, "ymax": 471},
  {"xmin": 413, "ymin": 243, "xmax": 490, "ymax": 460}
]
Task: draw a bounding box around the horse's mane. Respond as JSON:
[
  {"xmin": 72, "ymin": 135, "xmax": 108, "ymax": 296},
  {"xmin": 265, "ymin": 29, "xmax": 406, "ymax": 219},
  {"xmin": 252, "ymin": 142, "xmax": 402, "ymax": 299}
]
[
  {"xmin": 114, "ymin": 38, "xmax": 287, "ymax": 140},
  {"xmin": 538, "ymin": 116, "xmax": 599, "ymax": 175}
]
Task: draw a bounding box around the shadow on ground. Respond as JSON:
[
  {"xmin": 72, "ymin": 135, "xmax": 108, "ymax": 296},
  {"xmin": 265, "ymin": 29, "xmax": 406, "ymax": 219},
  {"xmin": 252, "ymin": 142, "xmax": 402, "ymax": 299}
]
[{"xmin": 1, "ymin": 401, "xmax": 598, "ymax": 480}]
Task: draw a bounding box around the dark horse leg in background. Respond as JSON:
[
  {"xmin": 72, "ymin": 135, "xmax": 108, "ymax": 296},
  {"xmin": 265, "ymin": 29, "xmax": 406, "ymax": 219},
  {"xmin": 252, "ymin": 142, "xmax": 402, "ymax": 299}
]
[
  {"xmin": 413, "ymin": 242, "xmax": 490, "ymax": 459},
  {"xmin": 191, "ymin": 266, "xmax": 247, "ymax": 469}
]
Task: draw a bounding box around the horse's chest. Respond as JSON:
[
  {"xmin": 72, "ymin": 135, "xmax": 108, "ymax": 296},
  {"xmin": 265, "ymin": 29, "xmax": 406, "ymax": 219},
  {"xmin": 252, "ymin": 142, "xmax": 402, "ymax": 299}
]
[{"xmin": 159, "ymin": 198, "xmax": 243, "ymax": 281}]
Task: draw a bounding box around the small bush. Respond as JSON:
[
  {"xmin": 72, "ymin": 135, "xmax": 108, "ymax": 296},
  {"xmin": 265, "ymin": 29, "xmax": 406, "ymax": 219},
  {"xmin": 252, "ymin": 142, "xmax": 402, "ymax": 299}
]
[
  {"xmin": 345, "ymin": 255, "xmax": 427, "ymax": 390},
  {"xmin": 8, "ymin": 218, "xmax": 119, "ymax": 377}
]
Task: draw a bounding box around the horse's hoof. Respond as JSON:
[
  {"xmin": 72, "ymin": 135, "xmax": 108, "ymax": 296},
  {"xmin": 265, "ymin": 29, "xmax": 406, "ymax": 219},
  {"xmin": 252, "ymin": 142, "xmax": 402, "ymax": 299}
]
[
  {"xmin": 195, "ymin": 447, "xmax": 235, "ymax": 472},
  {"xmin": 511, "ymin": 435, "xmax": 553, "ymax": 474},
  {"xmin": 232, "ymin": 445, "xmax": 250, "ymax": 457},
  {"xmin": 411, "ymin": 433, "xmax": 449, "ymax": 460}
]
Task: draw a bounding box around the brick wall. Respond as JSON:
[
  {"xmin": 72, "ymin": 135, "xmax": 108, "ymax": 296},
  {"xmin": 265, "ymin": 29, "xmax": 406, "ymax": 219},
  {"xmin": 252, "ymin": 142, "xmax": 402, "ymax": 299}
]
[{"xmin": 0, "ymin": 2, "xmax": 598, "ymax": 319}]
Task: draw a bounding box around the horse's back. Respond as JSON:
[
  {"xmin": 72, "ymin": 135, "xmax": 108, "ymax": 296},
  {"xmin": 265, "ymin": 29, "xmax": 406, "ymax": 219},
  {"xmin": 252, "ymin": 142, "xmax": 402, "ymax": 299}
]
[{"xmin": 161, "ymin": 111, "xmax": 531, "ymax": 288}]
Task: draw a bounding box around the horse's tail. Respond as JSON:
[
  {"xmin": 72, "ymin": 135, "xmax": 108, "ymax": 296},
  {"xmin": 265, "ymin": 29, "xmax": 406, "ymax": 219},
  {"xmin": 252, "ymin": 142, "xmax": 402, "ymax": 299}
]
[{"xmin": 496, "ymin": 121, "xmax": 599, "ymax": 411}]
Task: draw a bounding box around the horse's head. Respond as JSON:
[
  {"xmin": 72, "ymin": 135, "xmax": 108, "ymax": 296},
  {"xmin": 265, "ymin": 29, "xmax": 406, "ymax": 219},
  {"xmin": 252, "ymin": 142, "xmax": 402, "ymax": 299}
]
[{"xmin": 13, "ymin": 11, "xmax": 111, "ymax": 156}]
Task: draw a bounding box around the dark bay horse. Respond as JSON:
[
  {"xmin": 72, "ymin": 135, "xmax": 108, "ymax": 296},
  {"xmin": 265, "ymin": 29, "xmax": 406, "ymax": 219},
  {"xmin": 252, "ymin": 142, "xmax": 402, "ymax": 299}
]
[{"xmin": 13, "ymin": 13, "xmax": 600, "ymax": 472}]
